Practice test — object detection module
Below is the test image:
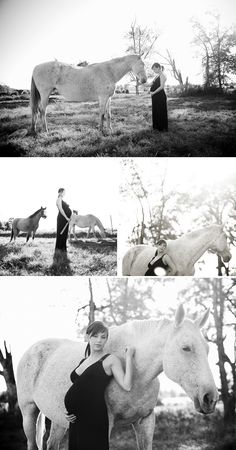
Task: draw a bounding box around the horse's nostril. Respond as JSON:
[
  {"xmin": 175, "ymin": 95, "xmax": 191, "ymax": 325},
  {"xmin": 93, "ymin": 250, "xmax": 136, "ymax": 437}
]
[{"xmin": 203, "ymin": 393, "xmax": 214, "ymax": 406}]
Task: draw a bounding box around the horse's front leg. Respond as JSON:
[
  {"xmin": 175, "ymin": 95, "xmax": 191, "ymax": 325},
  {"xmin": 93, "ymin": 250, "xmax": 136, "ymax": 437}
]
[
  {"xmin": 98, "ymin": 96, "xmax": 109, "ymax": 133},
  {"xmin": 132, "ymin": 410, "xmax": 156, "ymax": 450},
  {"xmin": 106, "ymin": 98, "xmax": 113, "ymax": 132}
]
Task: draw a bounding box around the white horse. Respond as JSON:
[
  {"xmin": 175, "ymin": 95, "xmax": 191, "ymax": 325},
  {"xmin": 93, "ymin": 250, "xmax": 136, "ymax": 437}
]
[
  {"xmin": 30, "ymin": 55, "xmax": 147, "ymax": 134},
  {"xmin": 69, "ymin": 213, "xmax": 106, "ymax": 240},
  {"xmin": 17, "ymin": 305, "xmax": 218, "ymax": 450},
  {"xmin": 122, "ymin": 224, "xmax": 231, "ymax": 276}
]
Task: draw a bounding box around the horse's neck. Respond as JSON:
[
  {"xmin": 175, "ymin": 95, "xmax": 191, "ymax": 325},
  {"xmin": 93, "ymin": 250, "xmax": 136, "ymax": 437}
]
[
  {"xmin": 109, "ymin": 319, "xmax": 172, "ymax": 383},
  {"xmin": 109, "ymin": 57, "xmax": 133, "ymax": 82},
  {"xmin": 180, "ymin": 228, "xmax": 218, "ymax": 265}
]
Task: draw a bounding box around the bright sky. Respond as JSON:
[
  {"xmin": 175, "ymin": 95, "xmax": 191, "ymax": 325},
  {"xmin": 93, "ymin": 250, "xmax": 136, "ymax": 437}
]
[
  {"xmin": 1, "ymin": 277, "xmax": 234, "ymax": 395},
  {"xmin": 0, "ymin": 0, "xmax": 235, "ymax": 88},
  {"xmin": 0, "ymin": 158, "xmax": 118, "ymax": 230},
  {"xmin": 118, "ymin": 157, "xmax": 236, "ymax": 275}
]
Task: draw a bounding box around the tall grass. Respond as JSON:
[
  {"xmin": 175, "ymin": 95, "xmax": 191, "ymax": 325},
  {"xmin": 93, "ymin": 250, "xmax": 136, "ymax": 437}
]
[
  {"xmin": 0, "ymin": 236, "xmax": 117, "ymax": 276},
  {"xmin": 0, "ymin": 95, "xmax": 235, "ymax": 157}
]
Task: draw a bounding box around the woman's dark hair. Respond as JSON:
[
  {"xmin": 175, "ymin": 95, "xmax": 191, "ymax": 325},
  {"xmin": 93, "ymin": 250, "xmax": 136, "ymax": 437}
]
[
  {"xmin": 157, "ymin": 239, "xmax": 167, "ymax": 246},
  {"xmin": 58, "ymin": 188, "xmax": 65, "ymax": 194},
  {"xmin": 151, "ymin": 62, "xmax": 161, "ymax": 70},
  {"xmin": 85, "ymin": 321, "xmax": 108, "ymax": 357}
]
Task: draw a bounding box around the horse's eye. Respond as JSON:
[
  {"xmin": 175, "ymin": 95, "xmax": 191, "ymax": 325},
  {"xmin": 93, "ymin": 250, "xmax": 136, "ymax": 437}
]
[{"xmin": 182, "ymin": 345, "xmax": 191, "ymax": 352}]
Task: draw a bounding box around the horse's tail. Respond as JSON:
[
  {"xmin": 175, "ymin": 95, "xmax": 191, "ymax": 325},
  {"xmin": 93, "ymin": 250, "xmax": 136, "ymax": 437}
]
[
  {"xmin": 36, "ymin": 411, "xmax": 46, "ymax": 450},
  {"xmin": 30, "ymin": 76, "xmax": 41, "ymax": 113},
  {"xmin": 95, "ymin": 218, "xmax": 106, "ymax": 237},
  {"xmin": 122, "ymin": 248, "xmax": 136, "ymax": 276}
]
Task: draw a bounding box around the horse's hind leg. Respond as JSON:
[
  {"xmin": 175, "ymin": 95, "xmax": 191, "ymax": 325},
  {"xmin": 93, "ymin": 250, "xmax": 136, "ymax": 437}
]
[
  {"xmin": 87, "ymin": 227, "xmax": 91, "ymax": 239},
  {"xmin": 132, "ymin": 410, "xmax": 155, "ymax": 450},
  {"xmin": 22, "ymin": 403, "xmax": 40, "ymax": 450},
  {"xmin": 92, "ymin": 226, "xmax": 97, "ymax": 240},
  {"xmin": 39, "ymin": 93, "xmax": 50, "ymax": 132},
  {"xmin": 46, "ymin": 423, "xmax": 67, "ymax": 450}
]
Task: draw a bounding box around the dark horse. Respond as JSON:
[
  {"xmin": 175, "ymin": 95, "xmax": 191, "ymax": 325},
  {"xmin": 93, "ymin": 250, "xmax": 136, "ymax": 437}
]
[{"xmin": 10, "ymin": 207, "xmax": 47, "ymax": 242}]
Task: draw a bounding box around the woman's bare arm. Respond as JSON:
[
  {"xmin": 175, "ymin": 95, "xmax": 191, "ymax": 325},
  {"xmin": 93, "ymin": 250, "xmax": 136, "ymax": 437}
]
[
  {"xmin": 109, "ymin": 348, "xmax": 135, "ymax": 392},
  {"xmin": 56, "ymin": 198, "xmax": 70, "ymax": 220}
]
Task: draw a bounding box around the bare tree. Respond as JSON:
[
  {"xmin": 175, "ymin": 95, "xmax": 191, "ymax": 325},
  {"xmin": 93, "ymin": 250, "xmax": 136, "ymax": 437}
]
[
  {"xmin": 178, "ymin": 278, "xmax": 236, "ymax": 423},
  {"xmin": 157, "ymin": 49, "xmax": 189, "ymax": 91},
  {"xmin": 125, "ymin": 20, "xmax": 160, "ymax": 94},
  {"xmin": 0, "ymin": 341, "xmax": 17, "ymax": 412}
]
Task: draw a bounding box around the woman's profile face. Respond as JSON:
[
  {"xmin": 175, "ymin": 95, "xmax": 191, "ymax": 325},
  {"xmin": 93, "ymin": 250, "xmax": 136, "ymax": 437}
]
[
  {"xmin": 153, "ymin": 66, "xmax": 161, "ymax": 74},
  {"xmin": 89, "ymin": 331, "xmax": 108, "ymax": 351}
]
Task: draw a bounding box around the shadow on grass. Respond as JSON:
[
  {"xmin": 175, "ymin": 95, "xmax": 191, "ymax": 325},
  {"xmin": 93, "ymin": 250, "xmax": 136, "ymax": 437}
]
[
  {"xmin": 69, "ymin": 239, "xmax": 117, "ymax": 252},
  {"xmin": 48, "ymin": 249, "xmax": 73, "ymax": 275}
]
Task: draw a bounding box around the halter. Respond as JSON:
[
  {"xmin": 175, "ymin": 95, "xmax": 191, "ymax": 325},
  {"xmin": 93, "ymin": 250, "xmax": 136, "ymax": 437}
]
[{"xmin": 208, "ymin": 231, "xmax": 227, "ymax": 255}]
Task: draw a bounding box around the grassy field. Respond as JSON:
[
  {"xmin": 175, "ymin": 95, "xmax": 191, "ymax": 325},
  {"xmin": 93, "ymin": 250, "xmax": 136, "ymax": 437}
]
[
  {"xmin": 0, "ymin": 232, "xmax": 117, "ymax": 276},
  {"xmin": 0, "ymin": 94, "xmax": 235, "ymax": 157},
  {"xmin": 1, "ymin": 405, "xmax": 235, "ymax": 450}
]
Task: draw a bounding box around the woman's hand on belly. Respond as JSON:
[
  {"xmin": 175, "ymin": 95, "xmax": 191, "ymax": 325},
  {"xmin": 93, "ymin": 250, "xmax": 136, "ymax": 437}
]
[{"xmin": 65, "ymin": 412, "xmax": 77, "ymax": 423}]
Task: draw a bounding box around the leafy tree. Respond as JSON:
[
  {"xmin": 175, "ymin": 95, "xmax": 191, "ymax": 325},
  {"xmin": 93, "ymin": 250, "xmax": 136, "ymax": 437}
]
[{"xmin": 191, "ymin": 13, "xmax": 236, "ymax": 90}]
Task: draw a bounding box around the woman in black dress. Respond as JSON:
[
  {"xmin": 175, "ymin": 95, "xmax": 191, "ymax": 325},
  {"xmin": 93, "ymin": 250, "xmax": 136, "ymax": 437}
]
[
  {"xmin": 64, "ymin": 321, "xmax": 135, "ymax": 450},
  {"xmin": 55, "ymin": 188, "xmax": 72, "ymax": 252},
  {"xmin": 150, "ymin": 63, "xmax": 168, "ymax": 131},
  {"xmin": 145, "ymin": 239, "xmax": 176, "ymax": 276}
]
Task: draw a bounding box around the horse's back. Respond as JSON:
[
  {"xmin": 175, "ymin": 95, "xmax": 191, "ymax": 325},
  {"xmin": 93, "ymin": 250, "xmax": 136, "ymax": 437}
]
[
  {"xmin": 122, "ymin": 245, "xmax": 155, "ymax": 275},
  {"xmin": 17, "ymin": 338, "xmax": 85, "ymax": 424}
]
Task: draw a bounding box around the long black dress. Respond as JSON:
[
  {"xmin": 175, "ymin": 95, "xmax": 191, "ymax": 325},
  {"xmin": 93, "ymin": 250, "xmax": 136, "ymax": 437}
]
[
  {"xmin": 55, "ymin": 200, "xmax": 72, "ymax": 251},
  {"xmin": 150, "ymin": 76, "xmax": 168, "ymax": 131},
  {"xmin": 64, "ymin": 354, "xmax": 113, "ymax": 450},
  {"xmin": 145, "ymin": 253, "xmax": 169, "ymax": 276}
]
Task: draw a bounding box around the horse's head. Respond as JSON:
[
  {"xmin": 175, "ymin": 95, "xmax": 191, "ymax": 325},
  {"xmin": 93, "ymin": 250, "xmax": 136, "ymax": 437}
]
[
  {"xmin": 163, "ymin": 304, "xmax": 218, "ymax": 414},
  {"xmin": 131, "ymin": 55, "xmax": 147, "ymax": 84},
  {"xmin": 209, "ymin": 228, "xmax": 231, "ymax": 262},
  {"xmin": 40, "ymin": 207, "xmax": 47, "ymax": 219}
]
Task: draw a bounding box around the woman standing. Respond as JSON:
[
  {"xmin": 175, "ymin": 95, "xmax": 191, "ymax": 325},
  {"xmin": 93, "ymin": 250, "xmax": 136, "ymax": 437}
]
[
  {"xmin": 150, "ymin": 63, "xmax": 168, "ymax": 131},
  {"xmin": 55, "ymin": 188, "xmax": 72, "ymax": 252},
  {"xmin": 64, "ymin": 321, "xmax": 135, "ymax": 450},
  {"xmin": 145, "ymin": 239, "xmax": 176, "ymax": 276}
]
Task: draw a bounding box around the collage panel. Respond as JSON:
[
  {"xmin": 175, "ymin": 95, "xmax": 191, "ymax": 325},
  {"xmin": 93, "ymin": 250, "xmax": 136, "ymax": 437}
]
[
  {"xmin": 0, "ymin": 158, "xmax": 118, "ymax": 276},
  {"xmin": 0, "ymin": 277, "xmax": 235, "ymax": 449},
  {"xmin": 119, "ymin": 157, "xmax": 236, "ymax": 277}
]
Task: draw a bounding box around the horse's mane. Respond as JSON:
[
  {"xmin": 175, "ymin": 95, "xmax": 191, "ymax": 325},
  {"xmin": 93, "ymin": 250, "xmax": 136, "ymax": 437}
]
[
  {"xmin": 29, "ymin": 208, "xmax": 41, "ymax": 218},
  {"xmin": 130, "ymin": 318, "xmax": 171, "ymax": 334},
  {"xmin": 178, "ymin": 224, "xmax": 221, "ymax": 240}
]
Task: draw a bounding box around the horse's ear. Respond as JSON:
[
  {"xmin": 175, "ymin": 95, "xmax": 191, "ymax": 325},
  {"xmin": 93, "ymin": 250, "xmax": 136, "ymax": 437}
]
[
  {"xmin": 174, "ymin": 304, "xmax": 185, "ymax": 328},
  {"xmin": 195, "ymin": 308, "xmax": 210, "ymax": 329}
]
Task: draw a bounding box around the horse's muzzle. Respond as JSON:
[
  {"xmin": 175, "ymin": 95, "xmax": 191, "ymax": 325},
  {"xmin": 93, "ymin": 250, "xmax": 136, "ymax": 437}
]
[
  {"xmin": 141, "ymin": 76, "xmax": 147, "ymax": 84},
  {"xmin": 222, "ymin": 253, "xmax": 231, "ymax": 262},
  {"xmin": 194, "ymin": 391, "xmax": 218, "ymax": 415}
]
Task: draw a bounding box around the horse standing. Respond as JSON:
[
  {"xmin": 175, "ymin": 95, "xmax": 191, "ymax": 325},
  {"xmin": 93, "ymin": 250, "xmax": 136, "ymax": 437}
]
[
  {"xmin": 69, "ymin": 213, "xmax": 106, "ymax": 239},
  {"xmin": 10, "ymin": 207, "xmax": 47, "ymax": 242},
  {"xmin": 122, "ymin": 224, "xmax": 231, "ymax": 276},
  {"xmin": 17, "ymin": 305, "xmax": 218, "ymax": 450},
  {"xmin": 30, "ymin": 54, "xmax": 147, "ymax": 134}
]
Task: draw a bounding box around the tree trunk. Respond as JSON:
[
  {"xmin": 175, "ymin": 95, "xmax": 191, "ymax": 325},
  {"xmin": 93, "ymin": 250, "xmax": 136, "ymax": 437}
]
[
  {"xmin": 0, "ymin": 341, "xmax": 17, "ymax": 412},
  {"xmin": 88, "ymin": 278, "xmax": 96, "ymax": 323},
  {"xmin": 212, "ymin": 281, "xmax": 235, "ymax": 422},
  {"xmin": 135, "ymin": 77, "xmax": 140, "ymax": 95}
]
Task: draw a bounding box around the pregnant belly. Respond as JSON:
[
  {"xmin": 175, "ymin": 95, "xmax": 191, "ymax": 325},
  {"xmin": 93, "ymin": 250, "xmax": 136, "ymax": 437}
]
[{"xmin": 64, "ymin": 383, "xmax": 82, "ymax": 414}]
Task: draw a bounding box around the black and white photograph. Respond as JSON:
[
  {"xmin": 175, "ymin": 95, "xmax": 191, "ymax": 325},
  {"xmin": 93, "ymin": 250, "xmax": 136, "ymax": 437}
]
[
  {"xmin": 0, "ymin": 0, "xmax": 236, "ymax": 449},
  {"xmin": 0, "ymin": 277, "xmax": 235, "ymax": 449},
  {"xmin": 119, "ymin": 158, "xmax": 236, "ymax": 276},
  {"xmin": 0, "ymin": 0, "xmax": 235, "ymax": 157},
  {"xmin": 0, "ymin": 158, "xmax": 118, "ymax": 276}
]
